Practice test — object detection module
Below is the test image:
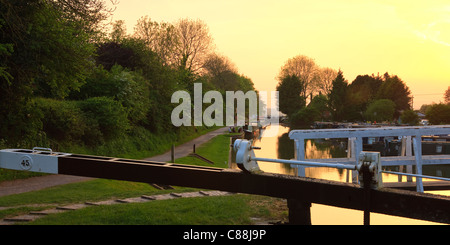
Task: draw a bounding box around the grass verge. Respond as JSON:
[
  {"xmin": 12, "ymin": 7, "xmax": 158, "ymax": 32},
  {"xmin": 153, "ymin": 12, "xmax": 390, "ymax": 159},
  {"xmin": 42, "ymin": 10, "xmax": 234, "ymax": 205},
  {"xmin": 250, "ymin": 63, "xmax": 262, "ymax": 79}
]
[{"xmin": 27, "ymin": 195, "xmax": 287, "ymax": 225}]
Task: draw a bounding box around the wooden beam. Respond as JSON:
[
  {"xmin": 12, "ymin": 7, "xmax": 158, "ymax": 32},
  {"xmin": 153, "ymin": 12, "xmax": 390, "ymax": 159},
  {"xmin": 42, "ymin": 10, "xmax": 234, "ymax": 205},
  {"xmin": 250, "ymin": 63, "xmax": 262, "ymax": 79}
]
[{"xmin": 57, "ymin": 154, "xmax": 450, "ymax": 224}]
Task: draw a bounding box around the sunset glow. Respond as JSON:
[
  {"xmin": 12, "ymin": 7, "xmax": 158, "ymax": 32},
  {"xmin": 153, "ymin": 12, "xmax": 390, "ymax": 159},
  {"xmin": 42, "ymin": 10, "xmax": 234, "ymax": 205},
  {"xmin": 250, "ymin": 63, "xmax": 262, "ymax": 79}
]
[{"xmin": 110, "ymin": 0, "xmax": 450, "ymax": 109}]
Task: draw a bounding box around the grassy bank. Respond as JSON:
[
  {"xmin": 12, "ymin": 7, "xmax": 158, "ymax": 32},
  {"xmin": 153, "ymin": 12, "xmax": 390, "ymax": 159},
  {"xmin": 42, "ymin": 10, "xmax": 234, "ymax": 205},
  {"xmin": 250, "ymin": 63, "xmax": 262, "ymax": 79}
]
[
  {"xmin": 0, "ymin": 132, "xmax": 289, "ymax": 224},
  {"xmin": 27, "ymin": 194, "xmax": 287, "ymax": 225}
]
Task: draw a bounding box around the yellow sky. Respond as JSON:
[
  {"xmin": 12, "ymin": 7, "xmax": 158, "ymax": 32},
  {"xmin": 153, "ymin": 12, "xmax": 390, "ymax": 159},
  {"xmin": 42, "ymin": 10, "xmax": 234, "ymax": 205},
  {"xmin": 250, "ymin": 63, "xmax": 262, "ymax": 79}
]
[{"xmin": 109, "ymin": 0, "xmax": 450, "ymax": 109}]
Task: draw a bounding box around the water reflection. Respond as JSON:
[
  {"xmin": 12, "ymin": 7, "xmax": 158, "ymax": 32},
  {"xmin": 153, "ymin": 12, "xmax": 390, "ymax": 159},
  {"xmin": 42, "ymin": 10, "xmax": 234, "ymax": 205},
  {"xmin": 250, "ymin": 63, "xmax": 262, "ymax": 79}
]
[
  {"xmin": 252, "ymin": 125, "xmax": 296, "ymax": 176},
  {"xmin": 248, "ymin": 124, "xmax": 449, "ymax": 225}
]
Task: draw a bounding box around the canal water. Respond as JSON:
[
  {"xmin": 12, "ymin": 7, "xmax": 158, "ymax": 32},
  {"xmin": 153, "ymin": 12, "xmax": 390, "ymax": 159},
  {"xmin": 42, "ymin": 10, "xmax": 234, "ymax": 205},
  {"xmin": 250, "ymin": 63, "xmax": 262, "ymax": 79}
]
[{"xmin": 249, "ymin": 124, "xmax": 449, "ymax": 225}]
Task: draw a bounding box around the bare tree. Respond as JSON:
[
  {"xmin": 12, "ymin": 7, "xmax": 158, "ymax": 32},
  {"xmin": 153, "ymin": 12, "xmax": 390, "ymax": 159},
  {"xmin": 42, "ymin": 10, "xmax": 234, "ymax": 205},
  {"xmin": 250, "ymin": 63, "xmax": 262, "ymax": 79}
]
[
  {"xmin": 134, "ymin": 17, "xmax": 214, "ymax": 71},
  {"xmin": 314, "ymin": 67, "xmax": 338, "ymax": 96},
  {"xmin": 173, "ymin": 18, "xmax": 214, "ymax": 72},
  {"xmin": 277, "ymin": 55, "xmax": 318, "ymax": 98},
  {"xmin": 133, "ymin": 16, "xmax": 177, "ymax": 66}
]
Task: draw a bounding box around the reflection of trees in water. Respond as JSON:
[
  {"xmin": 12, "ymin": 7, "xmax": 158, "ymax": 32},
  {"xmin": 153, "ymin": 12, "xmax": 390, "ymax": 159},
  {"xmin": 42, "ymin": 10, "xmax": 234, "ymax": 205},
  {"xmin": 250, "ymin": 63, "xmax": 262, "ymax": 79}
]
[
  {"xmin": 277, "ymin": 133, "xmax": 295, "ymax": 160},
  {"xmin": 304, "ymin": 138, "xmax": 349, "ymax": 179},
  {"xmin": 305, "ymin": 139, "xmax": 347, "ymax": 159},
  {"xmin": 276, "ymin": 133, "xmax": 296, "ymax": 174}
]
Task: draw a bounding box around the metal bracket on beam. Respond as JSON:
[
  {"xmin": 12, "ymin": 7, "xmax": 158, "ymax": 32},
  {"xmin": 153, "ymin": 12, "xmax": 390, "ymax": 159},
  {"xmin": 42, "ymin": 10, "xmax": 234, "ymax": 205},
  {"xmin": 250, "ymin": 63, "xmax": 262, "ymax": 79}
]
[{"xmin": 357, "ymin": 151, "xmax": 382, "ymax": 189}]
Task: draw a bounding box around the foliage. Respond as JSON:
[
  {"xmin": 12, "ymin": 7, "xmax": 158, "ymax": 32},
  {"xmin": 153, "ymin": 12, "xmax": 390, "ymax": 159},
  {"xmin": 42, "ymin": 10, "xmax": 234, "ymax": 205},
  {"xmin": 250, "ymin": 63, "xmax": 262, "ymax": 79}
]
[
  {"xmin": 72, "ymin": 65, "xmax": 150, "ymax": 125},
  {"xmin": 345, "ymin": 74, "xmax": 382, "ymax": 120},
  {"xmin": 276, "ymin": 75, "xmax": 305, "ymax": 116},
  {"xmin": 35, "ymin": 98, "xmax": 86, "ymax": 143},
  {"xmin": 364, "ymin": 99, "xmax": 396, "ymax": 122},
  {"xmin": 400, "ymin": 110, "xmax": 420, "ymax": 126},
  {"xmin": 290, "ymin": 106, "xmax": 320, "ymax": 128},
  {"xmin": 375, "ymin": 73, "xmax": 412, "ymax": 118},
  {"xmin": 78, "ymin": 96, "xmax": 130, "ymax": 141},
  {"xmin": 425, "ymin": 103, "xmax": 450, "ymax": 125},
  {"xmin": 0, "ymin": 18, "xmax": 13, "ymax": 83},
  {"xmin": 133, "ymin": 16, "xmax": 177, "ymax": 66},
  {"xmin": 308, "ymin": 94, "xmax": 331, "ymax": 121},
  {"xmin": 0, "ymin": 0, "xmax": 97, "ymax": 144},
  {"xmin": 328, "ymin": 70, "xmax": 348, "ymax": 121},
  {"xmin": 95, "ymin": 42, "xmax": 139, "ymax": 70}
]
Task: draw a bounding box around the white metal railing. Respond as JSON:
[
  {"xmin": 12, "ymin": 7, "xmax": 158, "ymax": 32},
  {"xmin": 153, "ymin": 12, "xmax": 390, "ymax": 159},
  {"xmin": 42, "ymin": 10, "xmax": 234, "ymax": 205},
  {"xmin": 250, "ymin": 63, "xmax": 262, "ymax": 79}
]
[{"xmin": 288, "ymin": 125, "xmax": 450, "ymax": 192}]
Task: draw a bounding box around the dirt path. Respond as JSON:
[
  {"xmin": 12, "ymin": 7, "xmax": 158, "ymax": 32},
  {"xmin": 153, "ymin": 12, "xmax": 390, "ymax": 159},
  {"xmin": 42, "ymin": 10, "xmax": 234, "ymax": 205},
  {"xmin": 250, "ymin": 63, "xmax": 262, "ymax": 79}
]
[{"xmin": 0, "ymin": 127, "xmax": 228, "ymax": 197}]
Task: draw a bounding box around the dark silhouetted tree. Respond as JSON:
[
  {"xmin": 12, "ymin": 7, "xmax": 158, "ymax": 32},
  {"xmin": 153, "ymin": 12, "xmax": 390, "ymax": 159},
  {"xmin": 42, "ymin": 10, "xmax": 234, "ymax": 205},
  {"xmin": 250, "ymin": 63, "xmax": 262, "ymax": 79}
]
[
  {"xmin": 328, "ymin": 70, "xmax": 348, "ymax": 121},
  {"xmin": 375, "ymin": 73, "xmax": 411, "ymax": 118},
  {"xmin": 276, "ymin": 75, "xmax": 306, "ymax": 116}
]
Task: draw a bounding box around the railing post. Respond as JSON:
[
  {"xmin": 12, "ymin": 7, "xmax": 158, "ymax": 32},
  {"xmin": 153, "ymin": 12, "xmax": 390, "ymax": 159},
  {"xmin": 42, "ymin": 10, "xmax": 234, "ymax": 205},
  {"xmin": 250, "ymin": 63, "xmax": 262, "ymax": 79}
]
[
  {"xmin": 294, "ymin": 139, "xmax": 306, "ymax": 177},
  {"xmin": 399, "ymin": 136, "xmax": 413, "ymax": 182},
  {"xmin": 353, "ymin": 137, "xmax": 363, "ymax": 183},
  {"xmin": 347, "ymin": 137, "xmax": 354, "ymax": 183},
  {"xmin": 412, "ymin": 135, "xmax": 424, "ymax": 192}
]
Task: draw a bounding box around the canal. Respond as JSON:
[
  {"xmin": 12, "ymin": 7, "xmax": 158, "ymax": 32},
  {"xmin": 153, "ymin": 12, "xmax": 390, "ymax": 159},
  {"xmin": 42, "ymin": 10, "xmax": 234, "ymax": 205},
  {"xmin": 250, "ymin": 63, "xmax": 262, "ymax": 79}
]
[{"xmin": 249, "ymin": 124, "xmax": 449, "ymax": 225}]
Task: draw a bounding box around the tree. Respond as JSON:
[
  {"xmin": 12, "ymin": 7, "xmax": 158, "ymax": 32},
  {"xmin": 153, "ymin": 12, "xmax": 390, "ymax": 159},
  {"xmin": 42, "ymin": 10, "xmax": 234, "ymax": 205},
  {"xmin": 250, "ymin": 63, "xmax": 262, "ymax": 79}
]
[
  {"xmin": 364, "ymin": 99, "xmax": 396, "ymax": 122},
  {"xmin": 110, "ymin": 20, "xmax": 128, "ymax": 42},
  {"xmin": 400, "ymin": 110, "xmax": 420, "ymax": 125},
  {"xmin": 203, "ymin": 53, "xmax": 240, "ymax": 91},
  {"xmin": 345, "ymin": 74, "xmax": 383, "ymax": 120},
  {"xmin": 203, "ymin": 53, "xmax": 237, "ymax": 78},
  {"xmin": 173, "ymin": 18, "xmax": 214, "ymax": 72},
  {"xmin": 277, "ymin": 55, "xmax": 318, "ymax": 98},
  {"xmin": 238, "ymin": 75, "xmax": 256, "ymax": 93},
  {"xmin": 445, "ymin": 86, "xmax": 450, "ymax": 104},
  {"xmin": 328, "ymin": 70, "xmax": 348, "ymax": 121},
  {"xmin": 375, "ymin": 73, "xmax": 412, "ymax": 118},
  {"xmin": 426, "ymin": 103, "xmax": 450, "ymax": 125},
  {"xmin": 0, "ymin": 0, "xmax": 97, "ymax": 143},
  {"xmin": 0, "ymin": 18, "xmax": 13, "ymax": 83},
  {"xmin": 51, "ymin": 0, "xmax": 118, "ymax": 40},
  {"xmin": 276, "ymin": 75, "xmax": 305, "ymax": 116},
  {"xmin": 95, "ymin": 42, "xmax": 139, "ymax": 71},
  {"xmin": 314, "ymin": 67, "xmax": 338, "ymax": 96},
  {"xmin": 309, "ymin": 94, "xmax": 330, "ymax": 120},
  {"xmin": 133, "ymin": 16, "xmax": 177, "ymax": 66}
]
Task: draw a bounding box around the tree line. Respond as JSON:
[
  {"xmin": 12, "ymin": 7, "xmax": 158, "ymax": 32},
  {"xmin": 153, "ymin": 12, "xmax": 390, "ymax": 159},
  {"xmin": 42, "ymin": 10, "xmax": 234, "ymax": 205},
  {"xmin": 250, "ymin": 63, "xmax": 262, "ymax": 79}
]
[
  {"xmin": 0, "ymin": 0, "xmax": 256, "ymax": 149},
  {"xmin": 276, "ymin": 54, "xmax": 450, "ymax": 127}
]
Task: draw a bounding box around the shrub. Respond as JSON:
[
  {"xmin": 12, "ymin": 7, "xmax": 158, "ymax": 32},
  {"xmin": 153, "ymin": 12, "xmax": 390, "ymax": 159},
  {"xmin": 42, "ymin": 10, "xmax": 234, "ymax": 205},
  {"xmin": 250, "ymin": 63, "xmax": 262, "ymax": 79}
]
[
  {"xmin": 400, "ymin": 110, "xmax": 420, "ymax": 125},
  {"xmin": 290, "ymin": 106, "xmax": 320, "ymax": 128},
  {"xmin": 35, "ymin": 98, "xmax": 86, "ymax": 143},
  {"xmin": 426, "ymin": 103, "xmax": 450, "ymax": 125},
  {"xmin": 71, "ymin": 65, "xmax": 150, "ymax": 125},
  {"xmin": 77, "ymin": 97, "xmax": 130, "ymax": 141}
]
